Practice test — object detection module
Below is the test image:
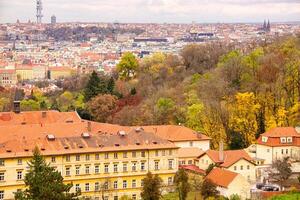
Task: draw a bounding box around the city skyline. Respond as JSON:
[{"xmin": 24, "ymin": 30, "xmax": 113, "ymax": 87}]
[{"xmin": 0, "ymin": 0, "xmax": 300, "ymax": 24}]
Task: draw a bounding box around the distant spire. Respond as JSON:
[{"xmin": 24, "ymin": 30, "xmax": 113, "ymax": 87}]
[
  {"xmin": 263, "ymin": 20, "xmax": 266, "ymax": 29},
  {"xmin": 267, "ymin": 19, "xmax": 271, "ymax": 32}
]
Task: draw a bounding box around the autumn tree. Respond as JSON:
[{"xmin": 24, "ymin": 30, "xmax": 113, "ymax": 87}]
[
  {"xmin": 271, "ymin": 157, "xmax": 292, "ymax": 190},
  {"xmin": 174, "ymin": 169, "xmax": 190, "ymax": 200},
  {"xmin": 87, "ymin": 94, "xmax": 117, "ymax": 122},
  {"xmin": 117, "ymin": 52, "xmax": 139, "ymax": 80},
  {"xmin": 14, "ymin": 147, "xmax": 80, "ymax": 200},
  {"xmin": 141, "ymin": 172, "xmax": 162, "ymax": 200},
  {"xmin": 200, "ymin": 179, "xmax": 219, "ymax": 199}
]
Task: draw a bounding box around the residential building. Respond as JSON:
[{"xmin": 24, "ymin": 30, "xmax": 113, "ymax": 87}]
[
  {"xmin": 0, "ymin": 109, "xmax": 179, "ymax": 200},
  {"xmin": 197, "ymin": 149, "xmax": 256, "ymax": 182},
  {"xmin": 205, "ymin": 168, "xmax": 251, "ymax": 200},
  {"xmin": 256, "ymin": 127, "xmax": 300, "ymax": 165},
  {"xmin": 0, "ymin": 69, "xmax": 17, "ymax": 86}
]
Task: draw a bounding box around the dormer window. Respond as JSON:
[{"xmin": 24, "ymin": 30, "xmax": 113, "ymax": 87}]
[
  {"xmin": 287, "ymin": 137, "xmax": 293, "ymax": 143},
  {"xmin": 280, "ymin": 137, "xmax": 286, "ymax": 143},
  {"xmin": 262, "ymin": 136, "xmax": 268, "ymax": 143}
]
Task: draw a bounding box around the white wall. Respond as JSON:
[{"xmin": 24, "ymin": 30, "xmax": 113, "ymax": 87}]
[{"xmin": 174, "ymin": 140, "xmax": 210, "ymax": 151}]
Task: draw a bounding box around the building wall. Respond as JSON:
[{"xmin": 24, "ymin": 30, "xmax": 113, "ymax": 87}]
[
  {"xmin": 227, "ymin": 159, "xmax": 256, "ymax": 183},
  {"xmin": 256, "ymin": 144, "xmax": 299, "ymax": 165},
  {"xmin": 0, "ymin": 149, "xmax": 178, "ymax": 200},
  {"xmin": 225, "ymin": 175, "xmax": 251, "ymax": 200},
  {"xmin": 49, "ymin": 70, "xmax": 72, "ymax": 80},
  {"xmin": 197, "ymin": 154, "xmax": 214, "ymax": 170},
  {"xmin": 174, "ymin": 140, "xmax": 210, "ymax": 151},
  {"xmin": 16, "ymin": 69, "xmax": 33, "ymax": 80},
  {"xmin": 0, "ymin": 72, "xmax": 17, "ymax": 86}
]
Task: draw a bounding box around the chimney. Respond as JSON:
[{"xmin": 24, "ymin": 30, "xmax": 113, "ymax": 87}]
[
  {"xmin": 219, "ymin": 141, "xmax": 224, "ymax": 162},
  {"xmin": 42, "ymin": 111, "xmax": 47, "ymax": 118},
  {"xmin": 295, "ymin": 126, "xmax": 300, "ymax": 134},
  {"xmin": 87, "ymin": 121, "xmax": 91, "ymax": 132},
  {"xmin": 13, "ymin": 101, "xmax": 21, "ymax": 114}
]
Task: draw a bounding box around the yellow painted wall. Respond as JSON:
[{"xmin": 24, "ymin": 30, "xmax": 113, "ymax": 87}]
[{"xmin": 0, "ymin": 149, "xmax": 178, "ymax": 200}]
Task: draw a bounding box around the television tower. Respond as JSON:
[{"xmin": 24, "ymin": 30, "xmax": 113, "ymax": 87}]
[{"xmin": 36, "ymin": 0, "xmax": 43, "ymax": 24}]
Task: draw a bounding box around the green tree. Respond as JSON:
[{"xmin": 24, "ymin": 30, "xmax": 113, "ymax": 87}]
[
  {"xmin": 205, "ymin": 164, "xmax": 215, "ymax": 175},
  {"xmin": 117, "ymin": 52, "xmax": 139, "ymax": 80},
  {"xmin": 141, "ymin": 172, "xmax": 162, "ymax": 200},
  {"xmin": 155, "ymin": 97, "xmax": 175, "ymax": 124},
  {"xmin": 0, "ymin": 97, "xmax": 10, "ymax": 111},
  {"xmin": 107, "ymin": 77, "xmax": 115, "ymax": 94},
  {"xmin": 20, "ymin": 99, "xmax": 40, "ymax": 111},
  {"xmin": 174, "ymin": 169, "xmax": 190, "ymax": 200},
  {"xmin": 14, "ymin": 147, "xmax": 80, "ymax": 200},
  {"xmin": 57, "ymin": 91, "xmax": 74, "ymax": 112},
  {"xmin": 200, "ymin": 179, "xmax": 219, "ymax": 199},
  {"xmin": 84, "ymin": 71, "xmax": 107, "ymax": 101}
]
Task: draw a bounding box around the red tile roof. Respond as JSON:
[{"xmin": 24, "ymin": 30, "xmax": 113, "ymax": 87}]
[
  {"xmin": 257, "ymin": 127, "xmax": 300, "ymax": 147},
  {"xmin": 179, "ymin": 165, "xmax": 206, "ymax": 175},
  {"xmin": 199, "ymin": 149, "xmax": 253, "ymax": 168},
  {"xmin": 206, "ymin": 168, "xmax": 238, "ymax": 188}
]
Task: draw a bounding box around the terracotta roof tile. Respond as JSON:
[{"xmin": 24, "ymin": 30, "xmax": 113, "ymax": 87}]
[
  {"xmin": 179, "ymin": 165, "xmax": 205, "ymax": 175},
  {"xmin": 205, "ymin": 168, "xmax": 238, "ymax": 188},
  {"xmin": 199, "ymin": 149, "xmax": 253, "ymax": 168},
  {"xmin": 178, "ymin": 147, "xmax": 205, "ymax": 158}
]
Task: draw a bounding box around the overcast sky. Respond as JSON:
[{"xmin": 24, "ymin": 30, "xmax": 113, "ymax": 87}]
[{"xmin": 0, "ymin": 0, "xmax": 299, "ymax": 23}]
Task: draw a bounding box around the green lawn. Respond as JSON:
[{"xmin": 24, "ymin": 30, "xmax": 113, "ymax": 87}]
[
  {"xmin": 162, "ymin": 192, "xmax": 202, "ymax": 200},
  {"xmin": 269, "ymin": 192, "xmax": 300, "ymax": 200}
]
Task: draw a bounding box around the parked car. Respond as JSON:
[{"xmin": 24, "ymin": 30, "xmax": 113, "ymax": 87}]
[
  {"xmin": 261, "ymin": 185, "xmax": 280, "ymax": 191},
  {"xmin": 256, "ymin": 183, "xmax": 265, "ymax": 189}
]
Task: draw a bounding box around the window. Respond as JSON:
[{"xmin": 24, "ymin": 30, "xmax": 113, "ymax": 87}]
[
  {"xmin": 114, "ymin": 153, "xmax": 118, "ymax": 159},
  {"xmin": 17, "ymin": 171, "xmax": 22, "ymax": 180},
  {"xmin": 85, "ymin": 166, "xmax": 90, "ymax": 174},
  {"xmin": 0, "ymin": 160, "xmax": 4, "ymax": 166},
  {"xmin": 114, "ymin": 181, "xmax": 118, "ymax": 189},
  {"xmin": 132, "ymin": 194, "xmax": 136, "ymax": 200},
  {"xmin": 155, "ymin": 161, "xmax": 159, "ymax": 170},
  {"xmin": 162, "ymin": 150, "xmax": 165, "ymax": 156},
  {"xmin": 280, "ymin": 137, "xmax": 287, "ymax": 143},
  {"xmin": 247, "ymin": 176, "xmax": 250, "ymax": 181},
  {"xmin": 169, "ymin": 150, "xmax": 172, "ymax": 156},
  {"xmin": 141, "ymin": 151, "xmax": 145, "ymax": 157},
  {"xmin": 188, "ymin": 160, "xmax": 193, "ymax": 165},
  {"xmin": 65, "ymin": 167, "xmax": 71, "ymax": 176},
  {"xmin": 132, "ymin": 162, "xmax": 137, "ymax": 171},
  {"xmin": 287, "ymin": 137, "xmax": 293, "ymax": 143},
  {"xmin": 281, "ymin": 149, "xmax": 284, "ymax": 154},
  {"xmin": 262, "ymin": 136, "xmax": 268, "ymax": 143},
  {"xmin": 247, "ymin": 165, "xmax": 250, "ymax": 170},
  {"xmin": 51, "ymin": 156, "xmax": 56, "ymax": 163},
  {"xmin": 286, "ymin": 149, "xmax": 288, "ymax": 154},
  {"xmin": 155, "ymin": 150, "xmax": 159, "ymax": 156},
  {"xmin": 141, "ymin": 162, "xmax": 145, "ymax": 171},
  {"xmin": 114, "ymin": 164, "xmax": 118, "ymax": 173},
  {"xmin": 0, "ymin": 172, "xmax": 4, "ymax": 181},
  {"xmin": 105, "ymin": 153, "xmax": 109, "ymax": 159},
  {"xmin": 132, "ymin": 151, "xmax": 136, "ymax": 158},
  {"xmin": 189, "ymin": 141, "xmax": 193, "ymax": 147},
  {"xmin": 168, "ymin": 160, "xmax": 173, "ymax": 169},
  {"xmin": 132, "ymin": 179, "xmax": 136, "ymax": 188},
  {"xmin": 123, "ymin": 163, "xmax": 128, "ymax": 172},
  {"xmin": 66, "ymin": 155, "xmax": 70, "ymax": 162},
  {"xmin": 114, "ymin": 196, "xmax": 118, "ymax": 200},
  {"xmin": 17, "ymin": 159, "xmax": 22, "ymax": 165},
  {"xmin": 234, "ymin": 166, "xmax": 237, "ymax": 171},
  {"xmin": 104, "ymin": 196, "xmax": 109, "ymax": 200},
  {"xmin": 95, "ymin": 165, "xmax": 100, "ymax": 174},
  {"xmin": 240, "ymin": 165, "xmax": 243, "ymax": 170},
  {"xmin": 75, "ymin": 166, "xmax": 80, "ymax": 175},
  {"xmin": 123, "ymin": 152, "xmax": 127, "ymax": 158},
  {"xmin": 104, "ymin": 164, "xmax": 109, "ymax": 173},
  {"xmin": 104, "ymin": 182, "xmax": 109, "ymax": 190},
  {"xmin": 168, "ymin": 177, "xmax": 173, "ymax": 185},
  {"xmin": 86, "ymin": 154, "xmax": 90, "ymax": 161},
  {"xmin": 123, "ymin": 180, "xmax": 127, "ymax": 189},
  {"xmin": 267, "ymin": 149, "xmax": 270, "ymax": 153},
  {"xmin": 0, "ymin": 191, "xmax": 3, "ymax": 200},
  {"xmin": 85, "ymin": 183, "xmax": 90, "ymax": 192},
  {"xmin": 95, "ymin": 154, "xmax": 100, "ymax": 160},
  {"xmin": 141, "ymin": 180, "xmax": 144, "ymax": 187},
  {"xmin": 76, "ymin": 154, "xmax": 80, "ymax": 161},
  {"xmin": 95, "ymin": 182, "xmax": 100, "ymax": 191}
]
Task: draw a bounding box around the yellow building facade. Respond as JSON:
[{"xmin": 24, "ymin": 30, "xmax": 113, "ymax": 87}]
[{"xmin": 0, "ymin": 110, "xmax": 179, "ymax": 200}]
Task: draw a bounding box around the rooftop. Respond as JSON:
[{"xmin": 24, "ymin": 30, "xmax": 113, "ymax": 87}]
[{"xmin": 206, "ymin": 168, "xmax": 238, "ymax": 188}]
